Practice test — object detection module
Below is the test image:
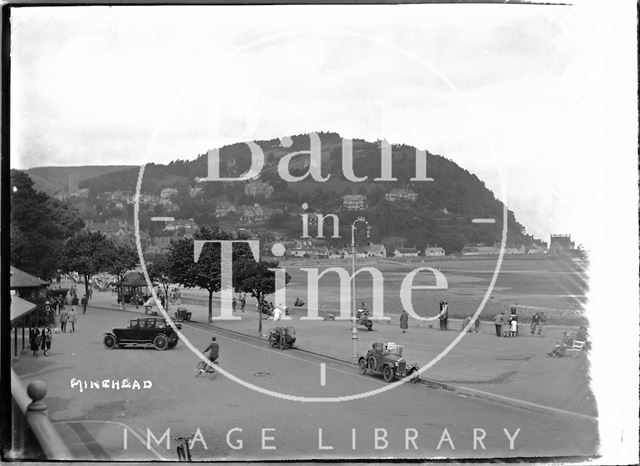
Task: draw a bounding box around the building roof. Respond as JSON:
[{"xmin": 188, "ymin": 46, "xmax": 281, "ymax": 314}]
[
  {"xmin": 10, "ymin": 266, "xmax": 49, "ymax": 288},
  {"xmin": 367, "ymin": 244, "xmax": 386, "ymax": 254},
  {"xmin": 10, "ymin": 295, "xmax": 38, "ymax": 322}
]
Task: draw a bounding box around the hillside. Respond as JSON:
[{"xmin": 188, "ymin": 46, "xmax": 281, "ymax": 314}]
[
  {"xmin": 24, "ymin": 165, "xmax": 136, "ymax": 194},
  {"xmin": 69, "ymin": 132, "xmax": 536, "ymax": 252}
]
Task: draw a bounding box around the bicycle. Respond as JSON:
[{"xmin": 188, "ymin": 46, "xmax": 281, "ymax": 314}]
[{"xmin": 194, "ymin": 359, "xmax": 219, "ymax": 378}]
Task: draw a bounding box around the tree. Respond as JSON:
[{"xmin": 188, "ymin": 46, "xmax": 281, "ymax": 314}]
[
  {"xmin": 103, "ymin": 244, "xmax": 138, "ymax": 309},
  {"xmin": 59, "ymin": 230, "xmax": 112, "ymax": 299},
  {"xmin": 233, "ymin": 256, "xmax": 291, "ymax": 334},
  {"xmin": 168, "ymin": 226, "xmax": 232, "ymax": 322},
  {"xmin": 10, "ymin": 170, "xmax": 85, "ymax": 280},
  {"xmin": 147, "ymin": 252, "xmax": 173, "ymax": 310}
]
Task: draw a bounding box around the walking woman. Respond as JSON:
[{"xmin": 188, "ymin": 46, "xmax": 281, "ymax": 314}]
[
  {"xmin": 43, "ymin": 328, "xmax": 52, "ymax": 356},
  {"xmin": 40, "ymin": 328, "xmax": 48, "ymax": 356},
  {"xmin": 32, "ymin": 328, "xmax": 42, "ymax": 356}
]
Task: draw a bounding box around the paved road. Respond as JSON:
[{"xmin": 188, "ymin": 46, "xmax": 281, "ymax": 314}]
[{"xmin": 13, "ymin": 306, "xmax": 598, "ymax": 461}]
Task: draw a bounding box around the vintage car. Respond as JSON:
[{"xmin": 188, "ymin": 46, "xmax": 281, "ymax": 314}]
[
  {"xmin": 358, "ymin": 342, "xmax": 420, "ymax": 383},
  {"xmin": 174, "ymin": 307, "xmax": 192, "ymax": 322},
  {"xmin": 356, "ymin": 309, "xmax": 373, "ymax": 331},
  {"xmin": 268, "ymin": 326, "xmax": 296, "ymax": 349},
  {"xmin": 103, "ymin": 317, "xmax": 181, "ymax": 350}
]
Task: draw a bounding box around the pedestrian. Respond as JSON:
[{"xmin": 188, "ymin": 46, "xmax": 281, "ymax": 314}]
[
  {"xmin": 272, "ymin": 305, "xmax": 283, "ymax": 324},
  {"xmin": 530, "ymin": 312, "xmax": 540, "ymax": 335},
  {"xmin": 502, "ymin": 314, "xmax": 512, "ymax": 337},
  {"xmin": 60, "ymin": 307, "xmax": 69, "ymax": 333},
  {"xmin": 40, "ymin": 328, "xmax": 48, "ymax": 356},
  {"xmin": 88, "ymin": 288, "xmax": 93, "ymax": 301},
  {"xmin": 232, "ymin": 297, "xmax": 237, "ymax": 313},
  {"xmin": 439, "ymin": 301, "xmax": 449, "ymax": 330},
  {"xmin": 81, "ymin": 295, "xmax": 88, "ymax": 314},
  {"xmin": 240, "ymin": 295, "xmax": 246, "ymax": 312},
  {"xmin": 29, "ymin": 328, "xmax": 37, "ymax": 356},
  {"xmin": 510, "ymin": 318, "xmax": 518, "ymax": 337},
  {"xmin": 538, "ymin": 312, "xmax": 546, "ymax": 335},
  {"xmin": 400, "ymin": 309, "xmax": 409, "ymax": 333},
  {"xmin": 67, "ymin": 308, "xmax": 77, "ymax": 333},
  {"xmin": 509, "ymin": 307, "xmax": 518, "ymax": 336},
  {"xmin": 494, "ymin": 312, "xmax": 504, "ymax": 337},
  {"xmin": 43, "ymin": 327, "xmax": 53, "ymax": 356},
  {"xmin": 33, "ymin": 329, "xmax": 42, "ymax": 356},
  {"xmin": 71, "ymin": 294, "xmax": 79, "ymax": 312}
]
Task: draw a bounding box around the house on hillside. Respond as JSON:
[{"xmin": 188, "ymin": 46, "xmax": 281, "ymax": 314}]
[
  {"xmin": 240, "ymin": 204, "xmax": 265, "ymax": 224},
  {"xmin": 342, "ymin": 194, "xmax": 367, "ymax": 211},
  {"xmin": 367, "ymin": 244, "xmax": 387, "ymax": 258},
  {"xmin": 394, "ymin": 247, "xmax": 420, "ymax": 257},
  {"xmin": 385, "ymin": 188, "xmax": 418, "ymax": 202},
  {"xmin": 189, "ymin": 186, "xmax": 203, "ymax": 198},
  {"xmin": 164, "ymin": 218, "xmax": 197, "ymax": 234},
  {"xmin": 342, "ymin": 247, "xmax": 368, "ymax": 259},
  {"xmin": 160, "ymin": 187, "xmax": 178, "ymax": 200},
  {"xmin": 244, "ymin": 180, "xmax": 274, "ymax": 198},
  {"xmin": 504, "ymin": 245, "xmax": 526, "ymax": 255},
  {"xmin": 424, "ymin": 246, "xmax": 445, "ymax": 257},
  {"xmin": 215, "ymin": 200, "xmax": 237, "ymax": 218}
]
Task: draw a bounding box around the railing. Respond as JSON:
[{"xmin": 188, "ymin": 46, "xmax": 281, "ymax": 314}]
[{"xmin": 8, "ymin": 369, "xmax": 72, "ymax": 460}]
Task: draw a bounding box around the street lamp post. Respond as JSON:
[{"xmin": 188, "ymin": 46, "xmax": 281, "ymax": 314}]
[{"xmin": 351, "ymin": 216, "xmax": 371, "ymax": 364}]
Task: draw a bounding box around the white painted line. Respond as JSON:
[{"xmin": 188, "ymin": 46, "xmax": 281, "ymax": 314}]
[
  {"xmin": 151, "ymin": 216, "xmax": 175, "ymax": 222},
  {"xmin": 472, "ymin": 218, "xmax": 496, "ymax": 224},
  {"xmin": 320, "ymin": 363, "xmax": 326, "ymax": 386}
]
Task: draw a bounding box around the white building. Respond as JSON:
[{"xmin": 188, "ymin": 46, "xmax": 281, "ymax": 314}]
[{"xmin": 424, "ymin": 247, "xmax": 445, "ymax": 257}]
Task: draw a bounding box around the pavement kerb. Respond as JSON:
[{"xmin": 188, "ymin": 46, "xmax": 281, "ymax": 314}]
[{"xmin": 88, "ymin": 302, "xmax": 595, "ymax": 422}]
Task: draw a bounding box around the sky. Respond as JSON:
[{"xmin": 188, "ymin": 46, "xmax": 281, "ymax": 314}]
[
  {"xmin": 7, "ymin": 3, "xmax": 639, "ymax": 461},
  {"xmin": 6, "ymin": 3, "xmax": 615, "ymax": 247}
]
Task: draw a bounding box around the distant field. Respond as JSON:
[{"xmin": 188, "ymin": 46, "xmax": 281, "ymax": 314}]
[
  {"xmin": 181, "ymin": 255, "xmax": 589, "ymax": 324},
  {"xmin": 278, "ymin": 255, "xmax": 589, "ymax": 322}
]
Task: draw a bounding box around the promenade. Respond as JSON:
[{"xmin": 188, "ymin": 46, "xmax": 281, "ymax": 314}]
[{"xmin": 88, "ymin": 290, "xmax": 597, "ymax": 419}]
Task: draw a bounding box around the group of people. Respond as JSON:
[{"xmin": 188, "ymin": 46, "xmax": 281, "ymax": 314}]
[
  {"xmin": 29, "ymin": 327, "xmax": 53, "ymax": 357},
  {"xmin": 232, "ymin": 295, "xmax": 247, "ymax": 313},
  {"xmin": 493, "ymin": 308, "xmax": 519, "ymax": 337},
  {"xmin": 547, "ymin": 326, "xmax": 589, "ymax": 358}
]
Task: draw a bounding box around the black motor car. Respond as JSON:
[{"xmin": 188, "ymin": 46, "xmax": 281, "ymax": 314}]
[
  {"xmin": 103, "ymin": 317, "xmax": 181, "ymax": 350},
  {"xmin": 358, "ymin": 342, "xmax": 420, "ymax": 382}
]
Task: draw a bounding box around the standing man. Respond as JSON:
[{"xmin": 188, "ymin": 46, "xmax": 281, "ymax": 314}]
[
  {"xmin": 67, "ymin": 308, "xmax": 77, "ymax": 333},
  {"xmin": 60, "ymin": 306, "xmax": 69, "ymax": 333},
  {"xmin": 400, "ymin": 309, "xmax": 409, "ymax": 333},
  {"xmin": 530, "ymin": 312, "xmax": 540, "ymax": 335},
  {"xmin": 272, "ymin": 305, "xmax": 283, "ymax": 324},
  {"xmin": 240, "ymin": 295, "xmax": 246, "ymax": 312},
  {"xmin": 71, "ymin": 294, "xmax": 79, "ymax": 313},
  {"xmin": 439, "ymin": 301, "xmax": 449, "ymax": 331},
  {"xmin": 81, "ymin": 295, "xmax": 88, "ymax": 314},
  {"xmin": 232, "ymin": 297, "xmax": 237, "ymax": 313},
  {"xmin": 494, "ymin": 312, "xmax": 504, "ymax": 337}
]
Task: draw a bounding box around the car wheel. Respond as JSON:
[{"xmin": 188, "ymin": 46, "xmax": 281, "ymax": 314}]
[
  {"xmin": 103, "ymin": 334, "xmax": 117, "ymax": 349},
  {"xmin": 382, "ymin": 365, "xmax": 394, "ymax": 383},
  {"xmin": 367, "ymin": 356, "xmax": 377, "ymax": 371},
  {"xmin": 153, "ymin": 334, "xmax": 169, "ymax": 350},
  {"xmin": 358, "ymin": 358, "xmax": 367, "ymax": 375}
]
